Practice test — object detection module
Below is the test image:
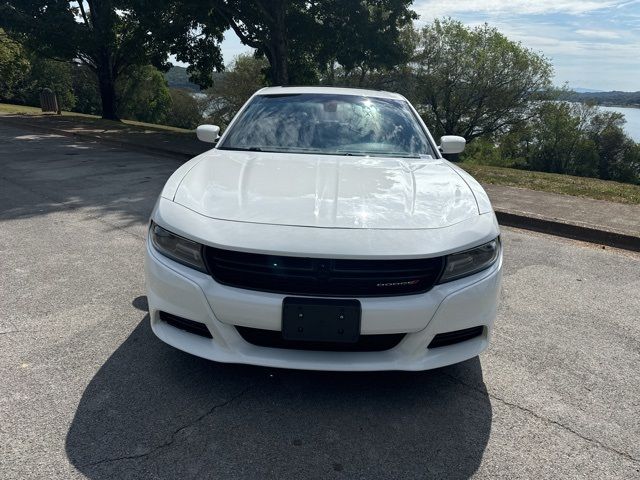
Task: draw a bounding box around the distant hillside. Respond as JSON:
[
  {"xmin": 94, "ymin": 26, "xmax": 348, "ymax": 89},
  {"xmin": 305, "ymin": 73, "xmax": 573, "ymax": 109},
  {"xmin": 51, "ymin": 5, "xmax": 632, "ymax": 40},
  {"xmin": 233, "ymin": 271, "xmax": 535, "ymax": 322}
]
[
  {"xmin": 164, "ymin": 65, "xmax": 227, "ymax": 92},
  {"xmin": 564, "ymin": 90, "xmax": 640, "ymax": 108},
  {"xmin": 572, "ymin": 87, "xmax": 604, "ymax": 93},
  {"xmin": 164, "ymin": 66, "xmax": 200, "ymax": 91}
]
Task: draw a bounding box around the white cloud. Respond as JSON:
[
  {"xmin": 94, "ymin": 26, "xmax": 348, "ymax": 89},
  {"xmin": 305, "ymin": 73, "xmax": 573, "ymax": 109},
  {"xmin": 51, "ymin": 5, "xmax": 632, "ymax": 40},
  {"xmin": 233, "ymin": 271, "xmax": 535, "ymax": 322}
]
[
  {"xmin": 415, "ymin": 0, "xmax": 628, "ymax": 18},
  {"xmin": 575, "ymin": 29, "xmax": 622, "ymax": 39}
]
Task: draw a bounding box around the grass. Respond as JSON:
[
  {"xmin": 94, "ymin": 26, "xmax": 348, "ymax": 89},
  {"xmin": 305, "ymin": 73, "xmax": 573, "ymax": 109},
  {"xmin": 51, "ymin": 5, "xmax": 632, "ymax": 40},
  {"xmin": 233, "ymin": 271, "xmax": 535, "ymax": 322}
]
[
  {"xmin": 460, "ymin": 163, "xmax": 640, "ymax": 205},
  {"xmin": 0, "ymin": 102, "xmax": 193, "ymax": 134},
  {"xmin": 0, "ymin": 103, "xmax": 44, "ymax": 115}
]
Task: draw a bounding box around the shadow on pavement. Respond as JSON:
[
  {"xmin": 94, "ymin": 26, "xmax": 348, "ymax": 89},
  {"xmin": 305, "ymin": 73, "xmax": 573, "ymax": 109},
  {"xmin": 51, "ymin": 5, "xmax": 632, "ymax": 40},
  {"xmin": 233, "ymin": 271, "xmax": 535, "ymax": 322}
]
[
  {"xmin": 0, "ymin": 126, "xmax": 179, "ymax": 229},
  {"xmin": 66, "ymin": 311, "xmax": 492, "ymax": 479}
]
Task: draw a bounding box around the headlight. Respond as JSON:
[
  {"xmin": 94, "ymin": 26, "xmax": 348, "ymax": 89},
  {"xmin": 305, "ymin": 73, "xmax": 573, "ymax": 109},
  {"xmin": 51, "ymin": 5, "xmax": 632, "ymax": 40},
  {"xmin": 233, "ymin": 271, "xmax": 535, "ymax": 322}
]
[
  {"xmin": 149, "ymin": 222, "xmax": 207, "ymax": 272},
  {"xmin": 438, "ymin": 238, "xmax": 500, "ymax": 283}
]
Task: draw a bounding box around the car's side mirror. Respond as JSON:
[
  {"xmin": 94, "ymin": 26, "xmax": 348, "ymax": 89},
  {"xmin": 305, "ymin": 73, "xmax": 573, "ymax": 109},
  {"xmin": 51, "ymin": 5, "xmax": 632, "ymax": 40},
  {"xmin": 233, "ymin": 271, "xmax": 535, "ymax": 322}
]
[
  {"xmin": 196, "ymin": 124, "xmax": 220, "ymax": 143},
  {"xmin": 439, "ymin": 135, "xmax": 466, "ymax": 156}
]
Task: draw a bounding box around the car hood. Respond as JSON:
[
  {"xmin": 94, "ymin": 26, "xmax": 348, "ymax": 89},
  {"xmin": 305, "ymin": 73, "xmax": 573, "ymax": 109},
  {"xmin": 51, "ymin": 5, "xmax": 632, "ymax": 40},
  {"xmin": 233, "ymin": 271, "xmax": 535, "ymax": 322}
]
[{"xmin": 172, "ymin": 150, "xmax": 479, "ymax": 230}]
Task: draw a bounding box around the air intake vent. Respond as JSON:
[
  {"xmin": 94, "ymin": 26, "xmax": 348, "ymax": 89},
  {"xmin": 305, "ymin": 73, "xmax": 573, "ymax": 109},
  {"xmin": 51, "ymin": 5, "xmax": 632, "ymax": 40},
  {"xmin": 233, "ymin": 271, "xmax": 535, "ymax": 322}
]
[
  {"xmin": 203, "ymin": 247, "xmax": 444, "ymax": 297},
  {"xmin": 159, "ymin": 311, "xmax": 212, "ymax": 339},
  {"xmin": 428, "ymin": 326, "xmax": 484, "ymax": 348},
  {"xmin": 236, "ymin": 326, "xmax": 405, "ymax": 352}
]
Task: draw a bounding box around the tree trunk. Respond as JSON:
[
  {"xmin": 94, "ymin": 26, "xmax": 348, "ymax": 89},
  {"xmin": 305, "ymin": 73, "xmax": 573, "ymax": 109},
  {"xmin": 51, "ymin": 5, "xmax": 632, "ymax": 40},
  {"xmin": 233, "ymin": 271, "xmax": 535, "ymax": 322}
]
[
  {"xmin": 90, "ymin": 0, "xmax": 119, "ymax": 120},
  {"xmin": 96, "ymin": 54, "xmax": 119, "ymax": 121},
  {"xmin": 270, "ymin": 1, "xmax": 289, "ymax": 85},
  {"xmin": 272, "ymin": 47, "xmax": 288, "ymax": 85}
]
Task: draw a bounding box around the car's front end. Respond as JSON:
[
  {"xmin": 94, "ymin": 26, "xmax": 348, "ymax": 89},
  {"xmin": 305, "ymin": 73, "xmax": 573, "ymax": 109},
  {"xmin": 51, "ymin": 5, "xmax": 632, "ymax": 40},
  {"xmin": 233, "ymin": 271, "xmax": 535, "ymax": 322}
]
[{"xmin": 144, "ymin": 86, "xmax": 502, "ymax": 371}]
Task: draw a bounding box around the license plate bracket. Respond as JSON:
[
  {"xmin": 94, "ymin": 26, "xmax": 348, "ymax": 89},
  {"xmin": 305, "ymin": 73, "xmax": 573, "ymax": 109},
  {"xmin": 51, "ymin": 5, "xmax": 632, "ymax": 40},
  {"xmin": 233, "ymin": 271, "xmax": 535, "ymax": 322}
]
[{"xmin": 282, "ymin": 297, "xmax": 361, "ymax": 343}]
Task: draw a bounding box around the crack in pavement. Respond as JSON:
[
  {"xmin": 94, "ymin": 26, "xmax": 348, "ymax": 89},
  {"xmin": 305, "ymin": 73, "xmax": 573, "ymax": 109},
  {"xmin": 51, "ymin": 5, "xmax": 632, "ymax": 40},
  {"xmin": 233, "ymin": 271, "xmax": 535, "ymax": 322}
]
[
  {"xmin": 78, "ymin": 384, "xmax": 254, "ymax": 469},
  {"xmin": 441, "ymin": 372, "xmax": 640, "ymax": 465},
  {"xmin": 0, "ymin": 329, "xmax": 19, "ymax": 336}
]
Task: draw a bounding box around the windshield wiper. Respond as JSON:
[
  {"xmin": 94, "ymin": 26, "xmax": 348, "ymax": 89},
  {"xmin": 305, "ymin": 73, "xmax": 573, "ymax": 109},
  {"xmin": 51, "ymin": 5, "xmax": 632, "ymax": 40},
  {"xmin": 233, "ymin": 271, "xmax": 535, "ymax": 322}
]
[
  {"xmin": 336, "ymin": 150, "xmax": 420, "ymax": 158},
  {"xmin": 218, "ymin": 146, "xmax": 263, "ymax": 152}
]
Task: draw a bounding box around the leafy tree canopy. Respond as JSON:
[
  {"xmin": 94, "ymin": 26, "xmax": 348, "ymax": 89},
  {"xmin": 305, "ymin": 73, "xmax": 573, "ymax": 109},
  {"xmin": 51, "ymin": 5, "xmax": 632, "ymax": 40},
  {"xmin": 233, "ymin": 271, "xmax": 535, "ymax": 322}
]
[
  {"xmin": 413, "ymin": 19, "xmax": 554, "ymax": 140},
  {"xmin": 0, "ymin": 1, "xmax": 226, "ymax": 119},
  {"xmin": 202, "ymin": 53, "xmax": 268, "ymax": 128},
  {"xmin": 116, "ymin": 65, "xmax": 172, "ymax": 124},
  {"xmin": 176, "ymin": 0, "xmax": 416, "ymax": 85},
  {"xmin": 0, "ymin": 29, "xmax": 31, "ymax": 101}
]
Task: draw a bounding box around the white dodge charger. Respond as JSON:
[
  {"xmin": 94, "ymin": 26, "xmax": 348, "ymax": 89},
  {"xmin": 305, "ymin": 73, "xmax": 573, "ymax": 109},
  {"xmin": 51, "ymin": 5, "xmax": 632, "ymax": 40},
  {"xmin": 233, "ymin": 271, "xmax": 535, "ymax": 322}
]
[{"xmin": 145, "ymin": 86, "xmax": 502, "ymax": 371}]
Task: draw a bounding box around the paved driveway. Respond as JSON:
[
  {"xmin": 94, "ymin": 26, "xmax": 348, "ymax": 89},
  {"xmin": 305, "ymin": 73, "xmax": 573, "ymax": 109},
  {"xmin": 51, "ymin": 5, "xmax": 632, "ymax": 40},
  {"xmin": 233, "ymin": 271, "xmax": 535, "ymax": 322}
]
[{"xmin": 1, "ymin": 123, "xmax": 639, "ymax": 479}]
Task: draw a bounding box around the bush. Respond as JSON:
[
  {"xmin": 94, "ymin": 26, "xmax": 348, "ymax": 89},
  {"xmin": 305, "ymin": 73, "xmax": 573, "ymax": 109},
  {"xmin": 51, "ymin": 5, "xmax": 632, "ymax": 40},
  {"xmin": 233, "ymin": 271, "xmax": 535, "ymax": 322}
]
[
  {"xmin": 25, "ymin": 57, "xmax": 76, "ymax": 110},
  {"xmin": 461, "ymin": 137, "xmax": 521, "ymax": 168},
  {"xmin": 203, "ymin": 54, "xmax": 268, "ymax": 129},
  {"xmin": 71, "ymin": 64, "xmax": 101, "ymax": 115},
  {"xmin": 463, "ymin": 102, "xmax": 640, "ymax": 185},
  {"xmin": 0, "ymin": 29, "xmax": 30, "ymax": 102},
  {"xmin": 166, "ymin": 89, "xmax": 202, "ymax": 129},
  {"xmin": 116, "ymin": 65, "xmax": 171, "ymax": 124}
]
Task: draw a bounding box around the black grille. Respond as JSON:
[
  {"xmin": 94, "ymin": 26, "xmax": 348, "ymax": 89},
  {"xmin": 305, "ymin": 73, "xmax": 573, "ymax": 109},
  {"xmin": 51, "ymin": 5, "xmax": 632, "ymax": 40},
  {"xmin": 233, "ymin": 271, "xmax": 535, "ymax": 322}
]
[
  {"xmin": 236, "ymin": 326, "xmax": 405, "ymax": 352},
  {"xmin": 428, "ymin": 326, "xmax": 484, "ymax": 348},
  {"xmin": 203, "ymin": 247, "xmax": 444, "ymax": 297},
  {"xmin": 159, "ymin": 311, "xmax": 213, "ymax": 338}
]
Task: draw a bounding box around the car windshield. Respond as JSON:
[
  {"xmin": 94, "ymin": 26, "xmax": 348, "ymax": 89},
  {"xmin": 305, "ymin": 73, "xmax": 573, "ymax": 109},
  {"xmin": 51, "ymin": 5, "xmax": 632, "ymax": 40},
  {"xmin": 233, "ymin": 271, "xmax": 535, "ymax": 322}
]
[{"xmin": 219, "ymin": 93, "xmax": 436, "ymax": 158}]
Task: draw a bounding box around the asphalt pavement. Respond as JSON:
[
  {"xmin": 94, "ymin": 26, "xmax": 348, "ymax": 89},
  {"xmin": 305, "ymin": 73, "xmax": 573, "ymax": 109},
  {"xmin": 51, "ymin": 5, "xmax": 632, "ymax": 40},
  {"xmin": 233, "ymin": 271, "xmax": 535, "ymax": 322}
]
[{"xmin": 1, "ymin": 123, "xmax": 639, "ymax": 479}]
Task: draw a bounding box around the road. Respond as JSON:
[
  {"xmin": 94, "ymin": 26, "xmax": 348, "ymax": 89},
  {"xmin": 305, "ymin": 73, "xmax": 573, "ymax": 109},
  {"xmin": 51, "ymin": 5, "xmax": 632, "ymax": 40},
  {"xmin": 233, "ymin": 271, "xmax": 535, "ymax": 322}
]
[{"xmin": 1, "ymin": 123, "xmax": 639, "ymax": 479}]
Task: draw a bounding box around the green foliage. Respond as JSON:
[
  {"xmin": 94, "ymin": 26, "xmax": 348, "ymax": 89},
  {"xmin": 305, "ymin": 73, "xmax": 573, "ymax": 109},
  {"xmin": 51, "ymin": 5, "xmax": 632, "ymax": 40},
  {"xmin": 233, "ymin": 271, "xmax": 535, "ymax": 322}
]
[
  {"xmin": 116, "ymin": 65, "xmax": 172, "ymax": 124},
  {"xmin": 166, "ymin": 89, "xmax": 203, "ymax": 129},
  {"xmin": 0, "ymin": 0, "xmax": 224, "ymax": 119},
  {"xmin": 203, "ymin": 54, "xmax": 269, "ymax": 129},
  {"xmin": 71, "ymin": 64, "xmax": 102, "ymax": 115},
  {"xmin": 322, "ymin": 25, "xmax": 418, "ymax": 95},
  {"xmin": 461, "ymin": 138, "xmax": 516, "ymax": 168},
  {"xmin": 1, "ymin": 32, "xmax": 76, "ymax": 110},
  {"xmin": 461, "ymin": 102, "xmax": 640, "ymax": 185},
  {"xmin": 413, "ymin": 19, "xmax": 553, "ymax": 140},
  {"xmin": 0, "ymin": 29, "xmax": 31, "ymax": 101},
  {"xmin": 310, "ymin": 0, "xmax": 417, "ymax": 84},
  {"xmin": 26, "ymin": 57, "xmax": 76, "ymax": 110},
  {"xmin": 171, "ymin": 0, "xmax": 415, "ymax": 86}
]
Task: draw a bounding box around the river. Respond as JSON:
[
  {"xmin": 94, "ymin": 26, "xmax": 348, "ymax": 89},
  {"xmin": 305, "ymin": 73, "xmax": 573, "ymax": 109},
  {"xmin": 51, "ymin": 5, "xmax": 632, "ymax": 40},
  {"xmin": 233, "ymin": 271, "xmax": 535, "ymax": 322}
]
[{"xmin": 599, "ymin": 106, "xmax": 640, "ymax": 142}]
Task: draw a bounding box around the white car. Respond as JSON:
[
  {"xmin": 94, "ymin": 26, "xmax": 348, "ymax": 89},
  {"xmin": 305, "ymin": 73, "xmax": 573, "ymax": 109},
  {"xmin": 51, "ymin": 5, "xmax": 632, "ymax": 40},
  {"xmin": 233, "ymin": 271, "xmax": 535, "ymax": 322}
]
[{"xmin": 145, "ymin": 86, "xmax": 502, "ymax": 371}]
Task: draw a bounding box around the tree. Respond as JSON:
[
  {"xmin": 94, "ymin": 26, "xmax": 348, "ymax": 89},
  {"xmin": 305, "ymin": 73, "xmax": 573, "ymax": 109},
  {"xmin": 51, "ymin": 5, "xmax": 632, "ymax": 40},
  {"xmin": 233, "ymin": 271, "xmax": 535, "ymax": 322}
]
[
  {"xmin": 461, "ymin": 101, "xmax": 640, "ymax": 185},
  {"xmin": 196, "ymin": 0, "xmax": 415, "ymax": 85},
  {"xmin": 413, "ymin": 19, "xmax": 553, "ymax": 140},
  {"xmin": 203, "ymin": 54, "xmax": 268, "ymax": 128},
  {"xmin": 586, "ymin": 109, "xmax": 636, "ymax": 181},
  {"xmin": 116, "ymin": 65, "xmax": 172, "ymax": 124},
  {"xmin": 71, "ymin": 64, "xmax": 102, "ymax": 115},
  {"xmin": 1, "ymin": 29, "xmax": 76, "ymax": 109},
  {"xmin": 0, "ymin": 29, "xmax": 30, "ymax": 102},
  {"xmin": 0, "ymin": 1, "xmax": 226, "ymax": 120},
  {"xmin": 166, "ymin": 89, "xmax": 203, "ymax": 129},
  {"xmin": 314, "ymin": 1, "xmax": 416, "ymax": 86},
  {"xmin": 26, "ymin": 57, "xmax": 76, "ymax": 110},
  {"xmin": 525, "ymin": 102, "xmax": 593, "ymax": 174}
]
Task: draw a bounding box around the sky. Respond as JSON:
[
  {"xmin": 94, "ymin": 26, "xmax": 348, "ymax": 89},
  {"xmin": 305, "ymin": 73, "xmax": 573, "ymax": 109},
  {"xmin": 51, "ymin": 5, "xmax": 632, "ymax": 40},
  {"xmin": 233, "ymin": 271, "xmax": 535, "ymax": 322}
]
[{"xmin": 191, "ymin": 0, "xmax": 640, "ymax": 92}]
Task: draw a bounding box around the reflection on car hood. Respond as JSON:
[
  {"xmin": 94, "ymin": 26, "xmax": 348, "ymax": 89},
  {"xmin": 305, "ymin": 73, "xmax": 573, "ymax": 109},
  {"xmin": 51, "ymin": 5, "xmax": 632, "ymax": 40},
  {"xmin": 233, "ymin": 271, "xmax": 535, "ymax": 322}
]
[{"xmin": 173, "ymin": 150, "xmax": 479, "ymax": 229}]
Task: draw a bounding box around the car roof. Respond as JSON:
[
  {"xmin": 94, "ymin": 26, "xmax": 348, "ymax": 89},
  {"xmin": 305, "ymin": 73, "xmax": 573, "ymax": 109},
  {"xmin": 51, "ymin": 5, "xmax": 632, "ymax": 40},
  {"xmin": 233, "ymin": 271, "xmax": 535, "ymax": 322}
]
[{"xmin": 255, "ymin": 86, "xmax": 406, "ymax": 101}]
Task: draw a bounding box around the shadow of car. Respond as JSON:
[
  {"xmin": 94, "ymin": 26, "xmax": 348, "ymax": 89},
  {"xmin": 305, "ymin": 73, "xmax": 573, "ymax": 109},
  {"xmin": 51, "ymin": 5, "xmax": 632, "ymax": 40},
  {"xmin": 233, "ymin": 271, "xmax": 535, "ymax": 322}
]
[{"xmin": 66, "ymin": 306, "xmax": 492, "ymax": 479}]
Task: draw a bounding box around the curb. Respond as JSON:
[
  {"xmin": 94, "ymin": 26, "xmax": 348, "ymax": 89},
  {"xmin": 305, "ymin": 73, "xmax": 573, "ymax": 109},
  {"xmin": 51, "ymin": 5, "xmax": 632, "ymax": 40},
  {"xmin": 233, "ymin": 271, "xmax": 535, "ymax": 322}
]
[
  {"xmin": 3, "ymin": 116, "xmax": 639, "ymax": 253},
  {"xmin": 495, "ymin": 211, "xmax": 640, "ymax": 252}
]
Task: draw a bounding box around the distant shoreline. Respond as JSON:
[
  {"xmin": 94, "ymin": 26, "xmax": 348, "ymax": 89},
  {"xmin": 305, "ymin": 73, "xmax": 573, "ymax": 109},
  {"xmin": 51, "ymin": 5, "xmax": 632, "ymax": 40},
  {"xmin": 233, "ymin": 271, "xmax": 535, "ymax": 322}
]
[{"xmin": 598, "ymin": 104, "xmax": 640, "ymax": 110}]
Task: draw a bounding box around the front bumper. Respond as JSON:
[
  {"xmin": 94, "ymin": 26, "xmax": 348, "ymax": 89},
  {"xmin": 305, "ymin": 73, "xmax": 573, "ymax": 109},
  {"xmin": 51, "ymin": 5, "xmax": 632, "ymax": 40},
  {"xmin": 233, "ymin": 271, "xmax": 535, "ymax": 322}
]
[{"xmin": 144, "ymin": 240, "xmax": 502, "ymax": 372}]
